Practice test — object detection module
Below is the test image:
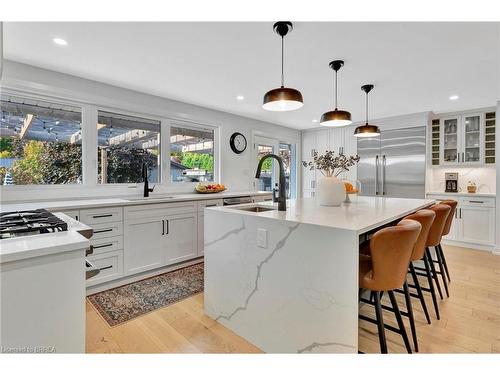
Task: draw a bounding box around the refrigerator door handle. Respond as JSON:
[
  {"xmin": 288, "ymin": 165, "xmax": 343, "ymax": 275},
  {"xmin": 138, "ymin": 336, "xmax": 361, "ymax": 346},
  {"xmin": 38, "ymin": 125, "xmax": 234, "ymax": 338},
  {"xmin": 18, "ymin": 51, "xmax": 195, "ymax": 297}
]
[
  {"xmin": 382, "ymin": 155, "xmax": 387, "ymax": 195},
  {"xmin": 375, "ymin": 155, "xmax": 380, "ymax": 195}
]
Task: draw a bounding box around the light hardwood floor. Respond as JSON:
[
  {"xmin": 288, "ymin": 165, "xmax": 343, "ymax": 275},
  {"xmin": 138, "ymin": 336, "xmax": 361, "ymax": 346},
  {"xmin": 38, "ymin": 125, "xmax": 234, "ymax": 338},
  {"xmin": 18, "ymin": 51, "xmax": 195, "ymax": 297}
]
[{"xmin": 86, "ymin": 245, "xmax": 500, "ymax": 353}]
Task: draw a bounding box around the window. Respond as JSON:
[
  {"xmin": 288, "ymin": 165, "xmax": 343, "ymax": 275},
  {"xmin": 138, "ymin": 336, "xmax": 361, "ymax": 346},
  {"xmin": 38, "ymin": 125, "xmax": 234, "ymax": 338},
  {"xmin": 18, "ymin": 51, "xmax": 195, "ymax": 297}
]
[
  {"xmin": 170, "ymin": 124, "xmax": 215, "ymax": 183},
  {"xmin": 279, "ymin": 142, "xmax": 295, "ymax": 198},
  {"xmin": 0, "ymin": 95, "xmax": 82, "ymax": 185},
  {"xmin": 97, "ymin": 111, "xmax": 161, "ymax": 184}
]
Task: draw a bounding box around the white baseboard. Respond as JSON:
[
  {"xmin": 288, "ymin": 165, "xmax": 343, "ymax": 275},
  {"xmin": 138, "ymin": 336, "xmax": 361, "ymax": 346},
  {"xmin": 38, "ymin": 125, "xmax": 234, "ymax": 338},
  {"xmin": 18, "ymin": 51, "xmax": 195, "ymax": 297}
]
[{"xmin": 86, "ymin": 257, "xmax": 204, "ymax": 295}]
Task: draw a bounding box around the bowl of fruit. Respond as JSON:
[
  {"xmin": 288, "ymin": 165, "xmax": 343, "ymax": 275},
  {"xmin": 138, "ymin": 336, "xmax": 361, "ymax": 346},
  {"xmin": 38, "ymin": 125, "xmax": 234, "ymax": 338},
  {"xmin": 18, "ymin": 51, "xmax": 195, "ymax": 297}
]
[
  {"xmin": 195, "ymin": 183, "xmax": 226, "ymax": 194},
  {"xmin": 343, "ymin": 180, "xmax": 361, "ymax": 203}
]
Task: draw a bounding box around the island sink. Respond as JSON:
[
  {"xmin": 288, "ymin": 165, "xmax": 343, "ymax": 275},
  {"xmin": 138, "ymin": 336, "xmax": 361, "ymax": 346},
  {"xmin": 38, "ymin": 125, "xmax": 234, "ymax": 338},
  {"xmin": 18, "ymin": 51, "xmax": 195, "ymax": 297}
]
[{"xmin": 230, "ymin": 205, "xmax": 276, "ymax": 213}]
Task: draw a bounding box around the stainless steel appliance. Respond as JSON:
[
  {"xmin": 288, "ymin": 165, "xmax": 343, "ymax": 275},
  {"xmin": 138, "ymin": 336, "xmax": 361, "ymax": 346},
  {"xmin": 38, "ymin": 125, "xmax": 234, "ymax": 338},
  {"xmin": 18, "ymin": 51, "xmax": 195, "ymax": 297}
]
[
  {"xmin": 445, "ymin": 172, "xmax": 459, "ymax": 193},
  {"xmin": 357, "ymin": 126, "xmax": 426, "ymax": 199}
]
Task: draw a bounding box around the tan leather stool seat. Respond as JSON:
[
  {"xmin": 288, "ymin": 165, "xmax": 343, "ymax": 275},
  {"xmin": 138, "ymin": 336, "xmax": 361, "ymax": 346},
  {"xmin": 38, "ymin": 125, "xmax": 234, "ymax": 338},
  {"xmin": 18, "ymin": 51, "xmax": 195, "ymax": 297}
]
[
  {"xmin": 359, "ymin": 219, "xmax": 421, "ymax": 292},
  {"xmin": 440, "ymin": 200, "xmax": 458, "ymax": 236}
]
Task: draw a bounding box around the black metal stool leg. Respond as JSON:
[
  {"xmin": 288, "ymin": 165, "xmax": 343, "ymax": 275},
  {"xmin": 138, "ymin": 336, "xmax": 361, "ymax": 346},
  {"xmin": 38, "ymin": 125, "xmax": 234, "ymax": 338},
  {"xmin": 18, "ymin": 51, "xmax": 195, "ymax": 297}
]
[
  {"xmin": 439, "ymin": 244, "xmax": 451, "ymax": 283},
  {"xmin": 373, "ymin": 291, "xmax": 388, "ymax": 354},
  {"xmin": 403, "ymin": 281, "xmax": 418, "ymax": 352},
  {"xmin": 426, "ymin": 247, "xmax": 443, "ymax": 299},
  {"xmin": 388, "ymin": 290, "xmax": 412, "ymax": 353},
  {"xmin": 409, "ymin": 262, "xmax": 431, "ymax": 324},
  {"xmin": 423, "ymin": 253, "xmax": 440, "ymax": 320},
  {"xmin": 434, "ymin": 246, "xmax": 449, "ymax": 297}
]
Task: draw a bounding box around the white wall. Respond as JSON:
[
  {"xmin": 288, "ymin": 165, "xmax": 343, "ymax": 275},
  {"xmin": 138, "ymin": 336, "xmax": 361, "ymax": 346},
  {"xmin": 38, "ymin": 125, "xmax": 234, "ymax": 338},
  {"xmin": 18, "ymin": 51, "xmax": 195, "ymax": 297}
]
[{"xmin": 0, "ymin": 60, "xmax": 300, "ymax": 202}]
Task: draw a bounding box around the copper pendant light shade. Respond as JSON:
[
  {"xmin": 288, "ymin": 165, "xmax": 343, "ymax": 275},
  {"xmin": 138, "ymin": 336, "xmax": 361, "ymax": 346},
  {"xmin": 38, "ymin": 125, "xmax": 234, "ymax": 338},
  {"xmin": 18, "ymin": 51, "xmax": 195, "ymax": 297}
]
[
  {"xmin": 353, "ymin": 84, "xmax": 380, "ymax": 137},
  {"xmin": 262, "ymin": 21, "xmax": 304, "ymax": 112},
  {"xmin": 320, "ymin": 60, "xmax": 352, "ymax": 127}
]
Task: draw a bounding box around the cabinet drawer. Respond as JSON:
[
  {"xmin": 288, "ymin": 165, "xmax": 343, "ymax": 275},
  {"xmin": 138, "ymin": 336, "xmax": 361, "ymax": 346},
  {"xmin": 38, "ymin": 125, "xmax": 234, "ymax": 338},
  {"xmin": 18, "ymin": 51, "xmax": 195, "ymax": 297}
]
[
  {"xmin": 125, "ymin": 201, "xmax": 196, "ymax": 220},
  {"xmin": 460, "ymin": 197, "xmax": 495, "ymax": 208},
  {"xmin": 55, "ymin": 209, "xmax": 80, "ymax": 221},
  {"xmin": 86, "ymin": 250, "xmax": 124, "ymax": 286},
  {"xmin": 197, "ymin": 199, "xmax": 223, "ymax": 211},
  {"xmin": 80, "ymin": 207, "xmax": 123, "ymax": 225},
  {"xmin": 90, "ymin": 221, "xmax": 123, "ymax": 240},
  {"xmin": 89, "ymin": 235, "xmax": 123, "ymax": 256}
]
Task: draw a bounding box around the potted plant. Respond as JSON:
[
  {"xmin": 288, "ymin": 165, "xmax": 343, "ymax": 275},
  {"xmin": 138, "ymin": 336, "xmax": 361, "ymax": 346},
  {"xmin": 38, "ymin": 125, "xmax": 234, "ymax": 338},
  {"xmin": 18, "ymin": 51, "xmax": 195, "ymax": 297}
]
[{"xmin": 302, "ymin": 150, "xmax": 360, "ymax": 206}]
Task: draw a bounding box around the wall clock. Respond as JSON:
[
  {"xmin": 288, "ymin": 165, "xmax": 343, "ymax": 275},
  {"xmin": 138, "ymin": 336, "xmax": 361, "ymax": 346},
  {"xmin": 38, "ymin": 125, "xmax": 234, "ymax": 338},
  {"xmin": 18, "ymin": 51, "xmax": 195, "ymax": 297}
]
[{"xmin": 229, "ymin": 132, "xmax": 247, "ymax": 154}]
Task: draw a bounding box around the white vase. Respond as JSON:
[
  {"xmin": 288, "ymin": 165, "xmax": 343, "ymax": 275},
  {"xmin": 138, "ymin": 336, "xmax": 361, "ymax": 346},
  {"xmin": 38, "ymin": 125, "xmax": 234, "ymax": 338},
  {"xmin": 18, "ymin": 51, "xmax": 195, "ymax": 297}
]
[{"xmin": 316, "ymin": 176, "xmax": 346, "ymax": 206}]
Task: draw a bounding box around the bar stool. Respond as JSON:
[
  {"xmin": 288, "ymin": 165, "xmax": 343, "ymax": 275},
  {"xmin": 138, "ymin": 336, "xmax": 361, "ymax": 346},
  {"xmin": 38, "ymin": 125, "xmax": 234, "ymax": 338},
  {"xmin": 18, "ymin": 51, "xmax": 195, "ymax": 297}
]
[
  {"xmin": 412, "ymin": 204, "xmax": 451, "ymax": 320},
  {"xmin": 438, "ymin": 200, "xmax": 457, "ymax": 283},
  {"xmin": 395, "ymin": 209, "xmax": 436, "ymax": 351},
  {"xmin": 358, "ymin": 219, "xmax": 421, "ymax": 354}
]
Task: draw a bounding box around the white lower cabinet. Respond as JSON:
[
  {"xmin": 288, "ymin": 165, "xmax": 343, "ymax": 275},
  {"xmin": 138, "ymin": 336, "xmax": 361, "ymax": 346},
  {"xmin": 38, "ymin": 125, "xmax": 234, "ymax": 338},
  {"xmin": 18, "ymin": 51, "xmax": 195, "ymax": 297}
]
[
  {"xmin": 86, "ymin": 250, "xmax": 124, "ymax": 287},
  {"xmin": 458, "ymin": 206, "xmax": 495, "ymax": 245},
  {"xmin": 124, "ymin": 215, "xmax": 168, "ymax": 274},
  {"xmin": 164, "ymin": 213, "xmax": 198, "ymax": 265},
  {"xmin": 124, "ymin": 203, "xmax": 199, "ymax": 276},
  {"xmin": 427, "ymin": 194, "xmax": 496, "ymax": 249}
]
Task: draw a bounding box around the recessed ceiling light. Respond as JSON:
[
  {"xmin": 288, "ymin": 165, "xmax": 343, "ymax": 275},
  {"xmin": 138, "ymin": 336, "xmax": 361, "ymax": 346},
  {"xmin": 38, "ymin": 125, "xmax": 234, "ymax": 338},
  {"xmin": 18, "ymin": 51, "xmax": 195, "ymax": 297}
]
[
  {"xmin": 53, "ymin": 38, "xmax": 68, "ymax": 46},
  {"xmin": 449, "ymin": 95, "xmax": 459, "ymax": 101},
  {"xmin": 236, "ymin": 95, "xmax": 245, "ymax": 101},
  {"xmin": 312, "ymin": 119, "xmax": 318, "ymax": 123}
]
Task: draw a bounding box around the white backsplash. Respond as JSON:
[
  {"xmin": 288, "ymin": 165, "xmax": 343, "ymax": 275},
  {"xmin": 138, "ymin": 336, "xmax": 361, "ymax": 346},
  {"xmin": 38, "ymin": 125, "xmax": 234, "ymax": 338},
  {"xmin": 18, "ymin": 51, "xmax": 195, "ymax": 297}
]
[{"xmin": 427, "ymin": 166, "xmax": 496, "ymax": 194}]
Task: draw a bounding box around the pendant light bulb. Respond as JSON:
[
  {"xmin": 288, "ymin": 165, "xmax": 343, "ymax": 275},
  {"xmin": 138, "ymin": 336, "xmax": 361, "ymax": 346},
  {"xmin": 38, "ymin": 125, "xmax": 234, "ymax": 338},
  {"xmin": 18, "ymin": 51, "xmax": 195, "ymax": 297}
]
[
  {"xmin": 320, "ymin": 60, "xmax": 352, "ymax": 126},
  {"xmin": 263, "ymin": 21, "xmax": 304, "ymax": 112},
  {"xmin": 354, "ymin": 84, "xmax": 380, "ymax": 137}
]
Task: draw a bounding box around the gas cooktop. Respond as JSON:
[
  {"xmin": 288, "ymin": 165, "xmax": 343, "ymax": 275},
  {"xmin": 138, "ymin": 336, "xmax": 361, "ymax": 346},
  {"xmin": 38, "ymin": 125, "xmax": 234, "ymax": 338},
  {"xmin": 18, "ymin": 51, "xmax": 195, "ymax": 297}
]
[{"xmin": 0, "ymin": 209, "xmax": 68, "ymax": 240}]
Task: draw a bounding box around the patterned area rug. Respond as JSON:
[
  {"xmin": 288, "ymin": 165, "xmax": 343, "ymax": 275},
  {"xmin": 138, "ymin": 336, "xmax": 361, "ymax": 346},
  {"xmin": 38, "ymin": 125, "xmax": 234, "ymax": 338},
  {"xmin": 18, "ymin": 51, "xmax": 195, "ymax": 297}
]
[{"xmin": 87, "ymin": 263, "xmax": 204, "ymax": 327}]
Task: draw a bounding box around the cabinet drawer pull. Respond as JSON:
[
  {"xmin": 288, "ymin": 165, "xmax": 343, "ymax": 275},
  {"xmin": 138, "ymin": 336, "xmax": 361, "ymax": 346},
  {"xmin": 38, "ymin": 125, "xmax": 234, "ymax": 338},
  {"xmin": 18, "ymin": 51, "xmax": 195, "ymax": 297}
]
[
  {"xmin": 162, "ymin": 220, "xmax": 165, "ymax": 235},
  {"xmin": 93, "ymin": 243, "xmax": 113, "ymax": 249},
  {"xmin": 94, "ymin": 228, "xmax": 113, "ymax": 234},
  {"xmin": 166, "ymin": 219, "xmax": 169, "ymax": 235},
  {"xmin": 469, "ymin": 200, "xmax": 484, "ymax": 204},
  {"xmin": 99, "ymin": 265, "xmax": 113, "ymax": 271},
  {"xmin": 92, "ymin": 214, "xmax": 113, "ymax": 219},
  {"xmin": 459, "ymin": 208, "xmax": 462, "ymax": 219},
  {"xmin": 205, "ymin": 204, "xmax": 217, "ymax": 207}
]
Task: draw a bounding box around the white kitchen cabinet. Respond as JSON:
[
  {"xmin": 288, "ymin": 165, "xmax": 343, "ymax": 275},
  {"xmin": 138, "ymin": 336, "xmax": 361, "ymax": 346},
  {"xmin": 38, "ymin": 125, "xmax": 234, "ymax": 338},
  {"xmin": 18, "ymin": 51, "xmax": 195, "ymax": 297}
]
[
  {"xmin": 301, "ymin": 126, "xmax": 358, "ymax": 197},
  {"xmin": 124, "ymin": 215, "xmax": 167, "ymax": 274},
  {"xmin": 427, "ymin": 194, "xmax": 496, "ymax": 249},
  {"xmin": 164, "ymin": 213, "xmax": 198, "ymax": 265},
  {"xmin": 459, "ymin": 205, "xmax": 495, "ymax": 245},
  {"xmin": 439, "ymin": 113, "xmax": 484, "ymax": 166}
]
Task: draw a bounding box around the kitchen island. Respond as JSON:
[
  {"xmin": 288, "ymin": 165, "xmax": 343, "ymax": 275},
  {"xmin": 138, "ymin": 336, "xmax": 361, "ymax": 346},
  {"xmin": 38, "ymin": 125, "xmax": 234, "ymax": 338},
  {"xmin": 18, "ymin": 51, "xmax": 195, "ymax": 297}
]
[{"xmin": 203, "ymin": 196, "xmax": 434, "ymax": 353}]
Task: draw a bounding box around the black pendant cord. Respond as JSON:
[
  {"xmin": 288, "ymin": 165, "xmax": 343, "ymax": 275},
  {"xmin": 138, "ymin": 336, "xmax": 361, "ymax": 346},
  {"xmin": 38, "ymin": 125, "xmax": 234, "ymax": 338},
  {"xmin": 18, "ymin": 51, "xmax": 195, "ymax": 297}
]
[
  {"xmin": 365, "ymin": 91, "xmax": 369, "ymax": 125},
  {"xmin": 334, "ymin": 70, "xmax": 338, "ymax": 110},
  {"xmin": 280, "ymin": 36, "xmax": 284, "ymax": 88}
]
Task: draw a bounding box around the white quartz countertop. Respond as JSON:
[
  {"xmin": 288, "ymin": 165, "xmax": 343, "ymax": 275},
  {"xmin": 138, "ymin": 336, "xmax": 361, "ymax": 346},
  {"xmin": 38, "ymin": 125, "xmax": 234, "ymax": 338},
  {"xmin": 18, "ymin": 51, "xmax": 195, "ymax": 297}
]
[
  {"xmin": 426, "ymin": 191, "xmax": 496, "ymax": 198},
  {"xmin": 0, "ymin": 231, "xmax": 89, "ymax": 264},
  {"xmin": 208, "ymin": 196, "xmax": 435, "ymax": 234},
  {"xmin": 0, "ymin": 190, "xmax": 272, "ymax": 212},
  {"xmin": 0, "ymin": 213, "xmax": 90, "ymax": 264}
]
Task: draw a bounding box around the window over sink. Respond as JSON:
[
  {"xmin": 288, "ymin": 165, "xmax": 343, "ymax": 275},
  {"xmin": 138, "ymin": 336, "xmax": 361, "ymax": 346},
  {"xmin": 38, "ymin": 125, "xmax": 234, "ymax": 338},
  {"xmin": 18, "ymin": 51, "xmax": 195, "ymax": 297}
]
[{"xmin": 97, "ymin": 111, "xmax": 161, "ymax": 184}]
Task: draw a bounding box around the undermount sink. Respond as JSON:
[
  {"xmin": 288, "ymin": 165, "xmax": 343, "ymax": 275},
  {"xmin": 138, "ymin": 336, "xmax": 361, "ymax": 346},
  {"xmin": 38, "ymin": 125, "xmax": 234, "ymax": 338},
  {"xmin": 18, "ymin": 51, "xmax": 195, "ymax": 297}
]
[
  {"xmin": 127, "ymin": 196, "xmax": 176, "ymax": 201},
  {"xmin": 232, "ymin": 205, "xmax": 276, "ymax": 213}
]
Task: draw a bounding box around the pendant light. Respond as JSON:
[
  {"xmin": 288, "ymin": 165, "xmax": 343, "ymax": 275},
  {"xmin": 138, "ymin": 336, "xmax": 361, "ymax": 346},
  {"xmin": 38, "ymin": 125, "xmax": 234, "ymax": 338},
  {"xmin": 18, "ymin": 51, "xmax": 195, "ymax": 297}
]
[
  {"xmin": 263, "ymin": 21, "xmax": 304, "ymax": 111},
  {"xmin": 353, "ymin": 84, "xmax": 380, "ymax": 137},
  {"xmin": 320, "ymin": 60, "xmax": 352, "ymax": 126}
]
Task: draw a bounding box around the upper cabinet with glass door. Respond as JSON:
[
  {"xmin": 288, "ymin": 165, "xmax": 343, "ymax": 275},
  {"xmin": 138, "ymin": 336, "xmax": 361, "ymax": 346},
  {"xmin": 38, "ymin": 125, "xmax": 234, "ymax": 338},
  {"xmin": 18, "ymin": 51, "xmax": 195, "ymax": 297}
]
[{"xmin": 438, "ymin": 112, "xmax": 488, "ymax": 166}]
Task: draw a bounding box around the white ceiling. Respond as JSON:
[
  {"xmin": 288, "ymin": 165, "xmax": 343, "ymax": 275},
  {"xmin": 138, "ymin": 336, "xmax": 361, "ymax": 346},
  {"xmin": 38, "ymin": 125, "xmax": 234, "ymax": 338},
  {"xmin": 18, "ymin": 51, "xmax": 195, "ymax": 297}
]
[{"xmin": 3, "ymin": 22, "xmax": 499, "ymax": 130}]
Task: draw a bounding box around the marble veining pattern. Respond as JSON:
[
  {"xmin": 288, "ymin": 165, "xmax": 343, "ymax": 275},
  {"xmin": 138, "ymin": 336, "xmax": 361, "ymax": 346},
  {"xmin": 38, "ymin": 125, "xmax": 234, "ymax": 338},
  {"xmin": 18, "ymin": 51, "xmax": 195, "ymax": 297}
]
[{"xmin": 214, "ymin": 220, "xmax": 301, "ymax": 322}]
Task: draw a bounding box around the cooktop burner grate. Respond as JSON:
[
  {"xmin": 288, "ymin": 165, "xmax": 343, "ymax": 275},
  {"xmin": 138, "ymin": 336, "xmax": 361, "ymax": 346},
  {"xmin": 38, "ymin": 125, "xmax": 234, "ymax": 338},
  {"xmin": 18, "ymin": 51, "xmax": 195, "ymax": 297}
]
[{"xmin": 0, "ymin": 209, "xmax": 68, "ymax": 239}]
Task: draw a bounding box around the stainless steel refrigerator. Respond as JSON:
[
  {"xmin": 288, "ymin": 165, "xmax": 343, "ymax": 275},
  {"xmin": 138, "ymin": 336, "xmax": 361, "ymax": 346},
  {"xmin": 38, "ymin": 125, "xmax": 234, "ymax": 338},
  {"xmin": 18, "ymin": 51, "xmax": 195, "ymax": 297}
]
[{"xmin": 357, "ymin": 126, "xmax": 426, "ymax": 199}]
